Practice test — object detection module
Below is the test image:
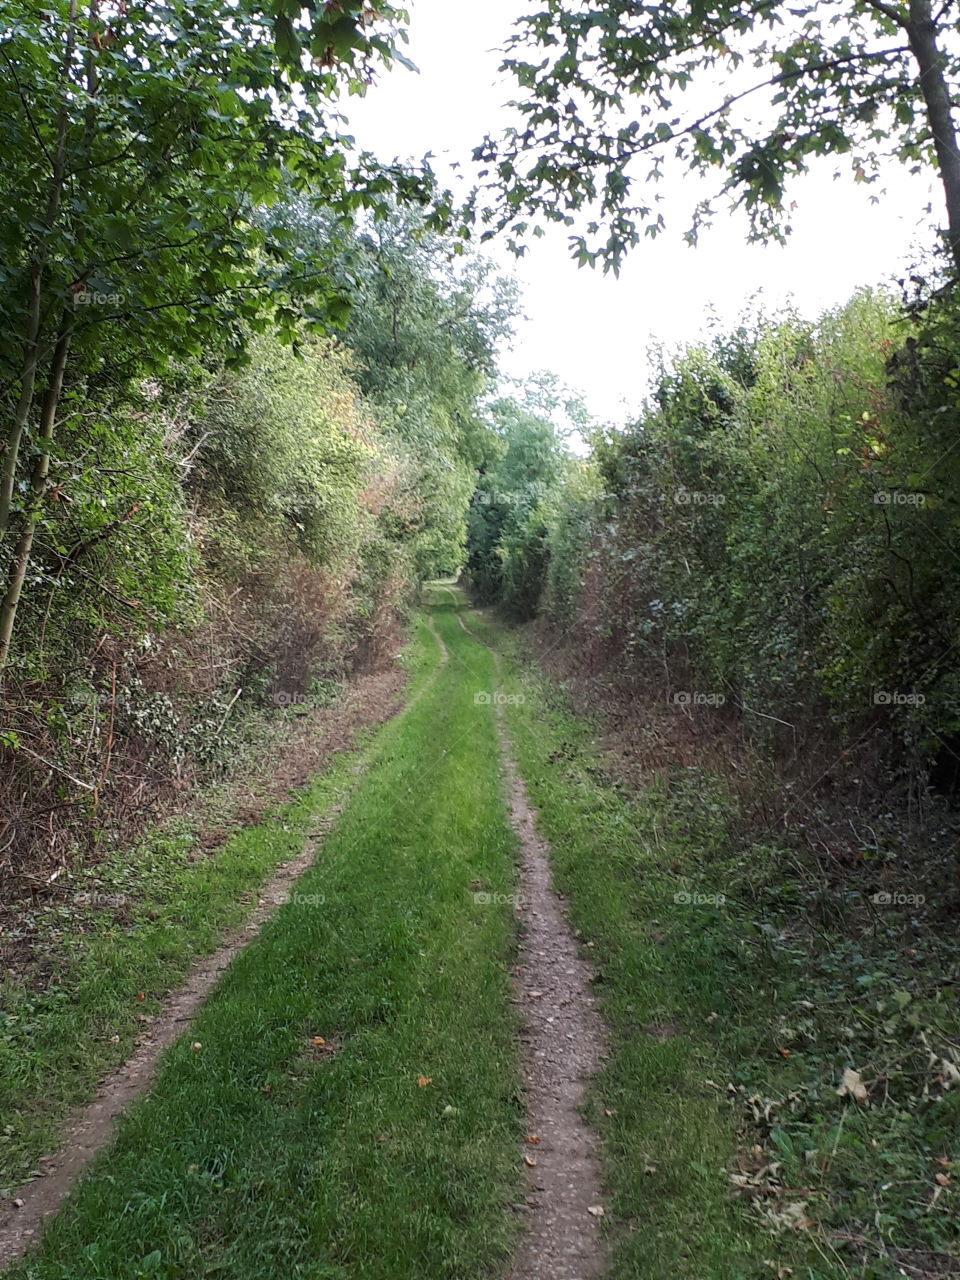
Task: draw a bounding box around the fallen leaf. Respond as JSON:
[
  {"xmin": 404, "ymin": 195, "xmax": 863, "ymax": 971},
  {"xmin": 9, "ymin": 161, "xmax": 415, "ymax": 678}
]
[
  {"xmin": 764, "ymin": 1198, "xmax": 812, "ymax": 1230},
  {"xmin": 311, "ymin": 1036, "xmax": 326, "ymax": 1047},
  {"xmin": 136, "ymin": 992, "xmax": 145, "ymax": 1002},
  {"xmin": 836, "ymin": 1067, "xmax": 868, "ymax": 1102},
  {"xmin": 417, "ymin": 1075, "xmax": 432, "ymax": 1088},
  {"xmin": 587, "ymin": 1204, "xmax": 604, "ymax": 1217},
  {"xmin": 778, "ymin": 1048, "xmax": 791, "ymax": 1058},
  {"xmin": 935, "ymin": 1173, "xmax": 951, "ymax": 1187},
  {"xmin": 525, "ymin": 1135, "xmax": 541, "ymax": 1144},
  {"xmin": 523, "ymin": 1154, "xmax": 538, "ymax": 1167}
]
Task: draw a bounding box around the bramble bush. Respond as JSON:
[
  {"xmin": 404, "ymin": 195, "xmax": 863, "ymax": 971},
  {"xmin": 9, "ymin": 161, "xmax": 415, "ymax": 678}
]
[{"xmin": 526, "ymin": 289, "xmax": 960, "ymax": 787}]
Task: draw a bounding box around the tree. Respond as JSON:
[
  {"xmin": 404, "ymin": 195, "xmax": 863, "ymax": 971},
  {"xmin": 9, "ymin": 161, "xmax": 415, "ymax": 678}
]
[
  {"xmin": 466, "ymin": 389, "xmax": 568, "ymax": 611},
  {"xmin": 341, "ymin": 208, "xmax": 519, "ymax": 575},
  {"xmin": 0, "ymin": 0, "xmax": 436, "ymax": 670},
  {"xmin": 473, "ymin": 0, "xmax": 960, "ymax": 273}
]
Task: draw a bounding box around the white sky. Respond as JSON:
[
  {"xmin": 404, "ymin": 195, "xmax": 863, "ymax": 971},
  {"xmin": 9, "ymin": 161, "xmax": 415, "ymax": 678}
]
[{"xmin": 345, "ymin": 0, "xmax": 941, "ymax": 424}]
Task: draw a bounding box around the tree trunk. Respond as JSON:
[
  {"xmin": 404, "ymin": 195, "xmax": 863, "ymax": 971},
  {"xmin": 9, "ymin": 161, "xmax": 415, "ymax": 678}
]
[
  {"xmin": 907, "ymin": 0, "xmax": 960, "ymax": 274},
  {"xmin": 0, "ymin": 0, "xmax": 79, "ymax": 544},
  {"xmin": 0, "ymin": 324, "xmax": 72, "ymax": 673},
  {"xmin": 0, "ymin": 276, "xmax": 44, "ymax": 542}
]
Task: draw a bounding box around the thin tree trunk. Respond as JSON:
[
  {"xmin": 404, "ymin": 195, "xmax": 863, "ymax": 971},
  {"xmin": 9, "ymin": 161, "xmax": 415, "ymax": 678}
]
[
  {"xmin": 0, "ymin": 324, "xmax": 73, "ymax": 672},
  {"xmin": 907, "ymin": 0, "xmax": 960, "ymax": 273},
  {"xmin": 0, "ymin": 276, "xmax": 44, "ymax": 542},
  {"xmin": 0, "ymin": 0, "xmax": 79, "ymax": 543}
]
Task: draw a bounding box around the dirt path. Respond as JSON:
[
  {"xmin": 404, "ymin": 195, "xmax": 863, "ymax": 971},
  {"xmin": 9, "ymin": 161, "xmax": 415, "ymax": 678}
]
[
  {"xmin": 0, "ymin": 599, "xmax": 605, "ymax": 1276},
  {"xmin": 448, "ymin": 592, "xmax": 609, "ymax": 1280},
  {"xmin": 0, "ymin": 619, "xmax": 450, "ymax": 1271}
]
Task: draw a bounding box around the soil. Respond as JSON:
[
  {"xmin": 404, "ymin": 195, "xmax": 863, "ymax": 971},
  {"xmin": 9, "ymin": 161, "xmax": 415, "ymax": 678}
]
[{"xmin": 0, "ymin": 602, "xmax": 607, "ymax": 1277}]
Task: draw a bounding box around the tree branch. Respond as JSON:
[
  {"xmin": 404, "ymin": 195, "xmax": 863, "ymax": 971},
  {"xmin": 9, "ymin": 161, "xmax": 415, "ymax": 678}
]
[
  {"xmin": 618, "ymin": 46, "xmax": 912, "ymax": 160},
  {"xmin": 0, "ymin": 48, "xmax": 54, "ymax": 166},
  {"xmin": 861, "ymin": 0, "xmax": 911, "ymax": 28}
]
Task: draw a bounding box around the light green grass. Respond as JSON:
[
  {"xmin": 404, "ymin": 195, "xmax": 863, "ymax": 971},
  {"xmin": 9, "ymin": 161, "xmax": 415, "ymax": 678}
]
[
  {"xmin": 13, "ymin": 588, "xmax": 945, "ymax": 1280},
  {"xmin": 8, "ymin": 593, "xmax": 524, "ymax": 1280}
]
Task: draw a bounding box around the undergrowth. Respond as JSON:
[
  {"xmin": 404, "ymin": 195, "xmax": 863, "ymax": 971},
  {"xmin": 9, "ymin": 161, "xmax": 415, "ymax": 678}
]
[{"xmin": 480, "ymin": 609, "xmax": 960, "ymax": 1280}]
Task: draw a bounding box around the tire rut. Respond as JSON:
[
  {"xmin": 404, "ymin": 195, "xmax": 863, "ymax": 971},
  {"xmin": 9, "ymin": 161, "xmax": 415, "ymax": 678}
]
[{"xmin": 447, "ymin": 591, "xmax": 609, "ymax": 1280}]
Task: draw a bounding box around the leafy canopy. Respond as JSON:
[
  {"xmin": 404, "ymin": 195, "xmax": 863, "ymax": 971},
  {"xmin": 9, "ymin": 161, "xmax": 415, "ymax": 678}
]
[
  {"xmin": 0, "ymin": 0, "xmax": 438, "ymax": 381},
  {"xmin": 473, "ymin": 0, "xmax": 953, "ymax": 271}
]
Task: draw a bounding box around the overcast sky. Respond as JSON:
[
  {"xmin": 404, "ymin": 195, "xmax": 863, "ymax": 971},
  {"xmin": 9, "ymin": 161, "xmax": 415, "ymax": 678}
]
[{"xmin": 345, "ymin": 0, "xmax": 940, "ymax": 424}]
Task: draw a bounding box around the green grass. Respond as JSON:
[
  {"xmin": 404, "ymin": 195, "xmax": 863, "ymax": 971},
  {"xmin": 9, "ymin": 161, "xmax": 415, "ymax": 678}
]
[
  {"xmin": 454, "ymin": 603, "xmax": 832, "ymax": 1278},
  {"xmin": 8, "ymin": 593, "xmax": 524, "ymax": 1280}
]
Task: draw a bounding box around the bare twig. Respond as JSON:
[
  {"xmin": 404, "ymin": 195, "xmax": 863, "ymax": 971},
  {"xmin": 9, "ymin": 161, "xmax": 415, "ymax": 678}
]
[{"xmin": 15, "ymin": 745, "xmax": 96, "ymax": 791}]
